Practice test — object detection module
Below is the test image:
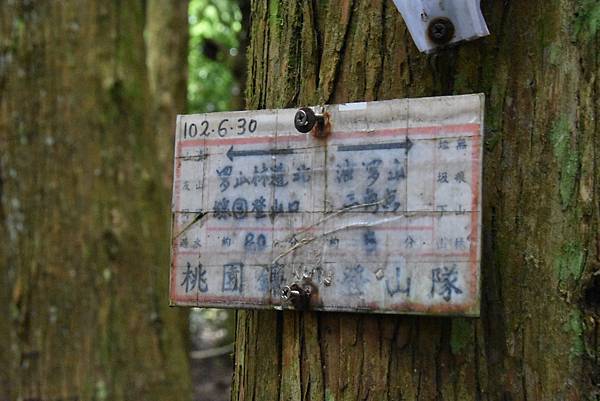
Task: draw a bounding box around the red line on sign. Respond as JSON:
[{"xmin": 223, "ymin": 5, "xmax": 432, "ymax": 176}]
[
  {"xmin": 469, "ymin": 134, "xmax": 482, "ymax": 299},
  {"xmin": 329, "ymin": 124, "xmax": 480, "ymax": 140},
  {"xmin": 177, "ymin": 124, "xmax": 482, "ymax": 148},
  {"xmin": 373, "ymin": 225, "xmax": 433, "ymax": 231},
  {"xmin": 407, "ymin": 251, "xmax": 471, "ymax": 258},
  {"xmin": 386, "ymin": 300, "xmax": 474, "ymax": 314},
  {"xmin": 170, "ymin": 140, "xmax": 184, "ymax": 302},
  {"xmin": 404, "ymin": 124, "xmax": 480, "ymax": 136},
  {"xmin": 174, "ymin": 250, "xmax": 470, "ymax": 258},
  {"xmin": 171, "ymin": 293, "xmax": 198, "ymax": 303},
  {"xmin": 197, "ymin": 295, "xmax": 267, "ymax": 304},
  {"xmin": 261, "ymin": 299, "xmax": 476, "ymax": 315},
  {"xmin": 203, "ymin": 225, "xmax": 433, "ymax": 233},
  {"xmin": 181, "ymin": 134, "xmax": 306, "ymax": 147},
  {"xmin": 176, "ymin": 251, "xmax": 203, "ymax": 256},
  {"xmin": 204, "ymin": 226, "xmax": 315, "ymax": 233},
  {"xmin": 171, "ymin": 293, "xmax": 269, "ymax": 304},
  {"xmin": 431, "ymin": 141, "xmax": 438, "ymax": 249},
  {"xmin": 329, "ymin": 128, "xmax": 408, "ymax": 140},
  {"xmin": 319, "ymin": 250, "xmax": 470, "ymax": 258}
]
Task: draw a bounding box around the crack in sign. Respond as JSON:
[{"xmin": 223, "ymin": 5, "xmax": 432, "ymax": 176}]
[
  {"xmin": 174, "ymin": 211, "xmax": 207, "ymax": 239},
  {"xmin": 275, "ymin": 198, "xmax": 407, "ymax": 247}
]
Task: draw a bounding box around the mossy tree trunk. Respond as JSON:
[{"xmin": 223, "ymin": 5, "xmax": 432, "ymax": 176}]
[
  {"xmin": 232, "ymin": 1, "xmax": 600, "ymax": 400},
  {"xmin": 147, "ymin": 0, "xmax": 189, "ymax": 177},
  {"xmin": 145, "ymin": 0, "xmax": 192, "ymax": 369},
  {"xmin": 0, "ymin": 1, "xmax": 191, "ymax": 400}
]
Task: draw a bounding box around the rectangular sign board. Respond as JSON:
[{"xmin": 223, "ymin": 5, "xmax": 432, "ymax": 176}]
[{"xmin": 170, "ymin": 94, "xmax": 484, "ymax": 316}]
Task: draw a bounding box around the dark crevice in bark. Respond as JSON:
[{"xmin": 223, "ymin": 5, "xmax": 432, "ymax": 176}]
[
  {"xmin": 520, "ymin": 326, "xmax": 528, "ymax": 401},
  {"xmin": 383, "ymin": 319, "xmax": 393, "ymax": 398},
  {"xmin": 312, "ymin": 313, "xmax": 325, "ymax": 401},
  {"xmin": 527, "ymin": 77, "xmax": 537, "ymax": 156},
  {"xmin": 300, "ymin": 314, "xmax": 307, "ymax": 401},
  {"xmin": 258, "ymin": 2, "xmax": 270, "ymax": 110},
  {"xmin": 311, "ymin": 0, "xmax": 322, "ymax": 86},
  {"xmin": 474, "ymin": 324, "xmax": 483, "ymax": 401},
  {"xmin": 434, "ymin": 328, "xmax": 443, "ymax": 401},
  {"xmin": 414, "ymin": 320, "xmax": 422, "ymax": 401},
  {"xmin": 275, "ymin": 311, "xmax": 284, "ymax": 399},
  {"xmin": 321, "ymin": 0, "xmax": 354, "ymax": 104}
]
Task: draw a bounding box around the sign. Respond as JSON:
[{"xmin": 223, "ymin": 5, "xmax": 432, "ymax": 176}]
[{"xmin": 170, "ymin": 94, "xmax": 484, "ymax": 316}]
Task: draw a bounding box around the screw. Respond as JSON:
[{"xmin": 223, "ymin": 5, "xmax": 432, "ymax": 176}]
[
  {"xmin": 281, "ymin": 282, "xmax": 313, "ymax": 309},
  {"xmin": 294, "ymin": 107, "xmax": 327, "ymax": 137},
  {"xmin": 427, "ymin": 17, "xmax": 455, "ymax": 45},
  {"xmin": 281, "ymin": 286, "xmax": 301, "ymax": 301},
  {"xmin": 294, "ymin": 107, "xmax": 316, "ymax": 133}
]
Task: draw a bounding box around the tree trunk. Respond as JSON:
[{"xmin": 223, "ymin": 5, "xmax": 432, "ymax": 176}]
[
  {"xmin": 147, "ymin": 0, "xmax": 189, "ymax": 177},
  {"xmin": 0, "ymin": 2, "xmax": 191, "ymax": 400},
  {"xmin": 232, "ymin": 1, "xmax": 600, "ymax": 400}
]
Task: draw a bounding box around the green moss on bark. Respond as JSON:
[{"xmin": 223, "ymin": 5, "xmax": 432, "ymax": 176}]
[
  {"xmin": 450, "ymin": 319, "xmax": 472, "ymax": 355},
  {"xmin": 555, "ymin": 241, "xmax": 586, "ymax": 284},
  {"xmin": 550, "ymin": 116, "xmax": 580, "ymax": 208},
  {"xmin": 573, "ymin": 0, "xmax": 600, "ymax": 41}
]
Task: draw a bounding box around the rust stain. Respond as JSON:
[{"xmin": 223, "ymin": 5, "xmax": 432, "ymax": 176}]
[
  {"xmin": 281, "ymin": 277, "xmax": 321, "ymax": 310},
  {"xmin": 311, "ymin": 111, "xmax": 331, "ymax": 139}
]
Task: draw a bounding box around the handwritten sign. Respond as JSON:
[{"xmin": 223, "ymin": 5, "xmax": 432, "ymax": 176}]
[{"xmin": 170, "ymin": 94, "xmax": 484, "ymax": 316}]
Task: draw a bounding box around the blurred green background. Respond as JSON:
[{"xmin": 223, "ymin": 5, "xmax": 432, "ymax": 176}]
[
  {"xmin": 188, "ymin": 0, "xmax": 244, "ymax": 113},
  {"xmin": 187, "ymin": 1, "xmax": 248, "ymax": 399}
]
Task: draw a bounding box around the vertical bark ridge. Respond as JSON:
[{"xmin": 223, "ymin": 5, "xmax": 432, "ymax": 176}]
[{"xmin": 316, "ymin": 0, "xmax": 354, "ymax": 104}]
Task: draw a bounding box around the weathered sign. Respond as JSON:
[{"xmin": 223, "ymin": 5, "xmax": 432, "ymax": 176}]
[{"xmin": 170, "ymin": 94, "xmax": 484, "ymax": 316}]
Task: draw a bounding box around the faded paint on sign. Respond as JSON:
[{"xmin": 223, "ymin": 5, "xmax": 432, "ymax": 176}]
[{"xmin": 170, "ymin": 94, "xmax": 484, "ymax": 316}]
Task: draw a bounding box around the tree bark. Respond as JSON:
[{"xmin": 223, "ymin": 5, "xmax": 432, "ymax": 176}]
[
  {"xmin": 232, "ymin": 1, "xmax": 600, "ymax": 400},
  {"xmin": 147, "ymin": 0, "xmax": 189, "ymax": 176},
  {"xmin": 0, "ymin": 1, "xmax": 191, "ymax": 400}
]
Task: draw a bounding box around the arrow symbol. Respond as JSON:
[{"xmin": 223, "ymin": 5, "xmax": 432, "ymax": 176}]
[
  {"xmin": 337, "ymin": 138, "xmax": 413, "ymax": 153},
  {"xmin": 179, "ymin": 153, "xmax": 206, "ymax": 161},
  {"xmin": 226, "ymin": 146, "xmax": 295, "ymax": 161}
]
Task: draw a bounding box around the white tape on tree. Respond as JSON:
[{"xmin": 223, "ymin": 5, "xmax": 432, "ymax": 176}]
[{"xmin": 392, "ymin": 0, "xmax": 489, "ymax": 53}]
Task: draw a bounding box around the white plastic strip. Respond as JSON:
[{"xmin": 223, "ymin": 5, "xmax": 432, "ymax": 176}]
[{"xmin": 392, "ymin": 0, "xmax": 489, "ymax": 53}]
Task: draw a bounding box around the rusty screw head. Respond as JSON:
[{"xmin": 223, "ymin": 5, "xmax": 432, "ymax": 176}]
[
  {"xmin": 427, "ymin": 17, "xmax": 455, "ymax": 45},
  {"xmin": 281, "ymin": 286, "xmax": 300, "ymax": 301},
  {"xmin": 295, "ymin": 107, "xmax": 328, "ymax": 138},
  {"xmin": 281, "ymin": 282, "xmax": 312, "ymax": 309},
  {"xmin": 294, "ymin": 107, "xmax": 317, "ymax": 133}
]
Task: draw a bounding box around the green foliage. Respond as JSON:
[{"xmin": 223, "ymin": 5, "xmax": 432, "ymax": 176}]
[
  {"xmin": 188, "ymin": 0, "xmax": 242, "ymax": 113},
  {"xmin": 190, "ymin": 308, "xmax": 235, "ymax": 346}
]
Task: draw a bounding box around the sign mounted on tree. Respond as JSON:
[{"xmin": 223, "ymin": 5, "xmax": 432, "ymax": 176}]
[
  {"xmin": 170, "ymin": 94, "xmax": 484, "ymax": 316},
  {"xmin": 392, "ymin": 0, "xmax": 489, "ymax": 53}
]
